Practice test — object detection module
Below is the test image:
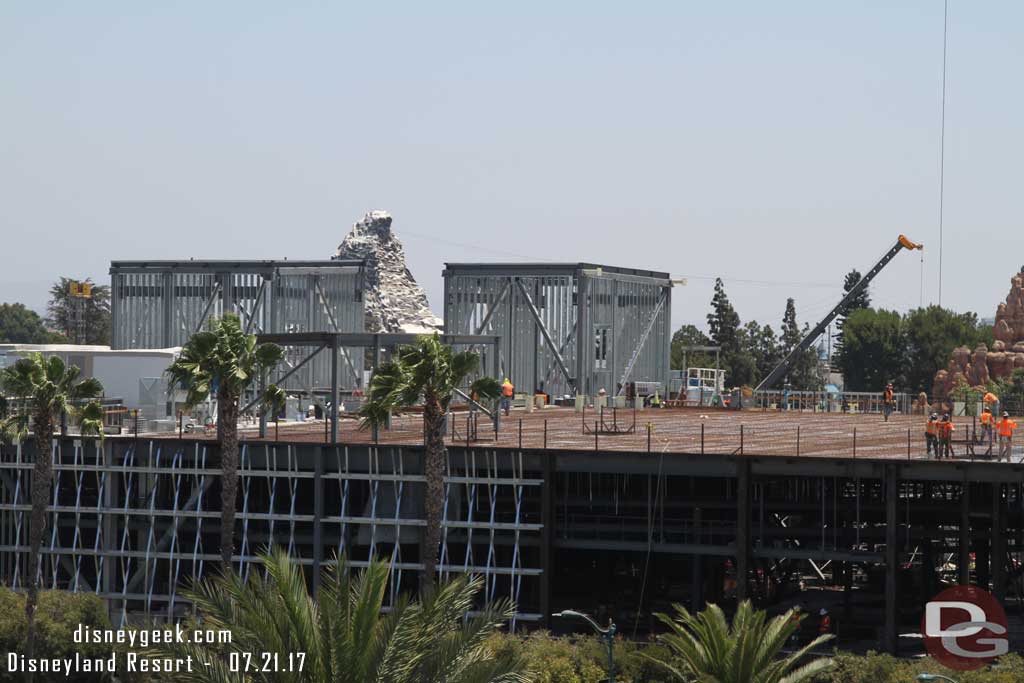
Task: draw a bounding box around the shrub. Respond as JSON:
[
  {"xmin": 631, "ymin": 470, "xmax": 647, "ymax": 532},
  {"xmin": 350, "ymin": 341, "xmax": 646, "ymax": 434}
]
[
  {"xmin": 814, "ymin": 651, "xmax": 1024, "ymax": 683},
  {"xmin": 0, "ymin": 587, "xmax": 115, "ymax": 683}
]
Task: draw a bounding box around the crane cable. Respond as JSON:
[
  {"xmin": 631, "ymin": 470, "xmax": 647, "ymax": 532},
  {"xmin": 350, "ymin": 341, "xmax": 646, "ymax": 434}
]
[
  {"xmin": 938, "ymin": 0, "xmax": 948, "ymax": 306},
  {"xmin": 920, "ymin": 249, "xmax": 925, "ymax": 309}
]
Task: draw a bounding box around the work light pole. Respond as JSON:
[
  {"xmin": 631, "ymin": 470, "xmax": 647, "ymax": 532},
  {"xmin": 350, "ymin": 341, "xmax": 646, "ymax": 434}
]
[{"xmin": 553, "ymin": 610, "xmax": 616, "ymax": 683}]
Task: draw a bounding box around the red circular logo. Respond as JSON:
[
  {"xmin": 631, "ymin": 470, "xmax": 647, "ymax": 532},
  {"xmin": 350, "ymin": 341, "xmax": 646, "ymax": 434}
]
[{"xmin": 921, "ymin": 585, "xmax": 1008, "ymax": 671}]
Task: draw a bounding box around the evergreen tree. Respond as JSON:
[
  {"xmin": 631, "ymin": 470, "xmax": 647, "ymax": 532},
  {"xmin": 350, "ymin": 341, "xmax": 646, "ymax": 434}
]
[
  {"xmin": 706, "ymin": 279, "xmax": 747, "ymax": 385},
  {"xmin": 740, "ymin": 321, "xmax": 781, "ymax": 382},
  {"xmin": 707, "ymin": 279, "xmax": 740, "ymax": 354},
  {"xmin": 778, "ymin": 298, "xmax": 821, "ymax": 391},
  {"xmin": 755, "ymin": 323, "xmax": 782, "ymax": 381},
  {"xmin": 781, "ymin": 298, "xmax": 801, "ymax": 350},
  {"xmin": 833, "ymin": 269, "xmax": 871, "ymax": 364}
]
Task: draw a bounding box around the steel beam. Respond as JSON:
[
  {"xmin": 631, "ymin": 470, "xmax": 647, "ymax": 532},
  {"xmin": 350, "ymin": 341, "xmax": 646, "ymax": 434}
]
[{"xmin": 514, "ymin": 279, "xmax": 574, "ymax": 390}]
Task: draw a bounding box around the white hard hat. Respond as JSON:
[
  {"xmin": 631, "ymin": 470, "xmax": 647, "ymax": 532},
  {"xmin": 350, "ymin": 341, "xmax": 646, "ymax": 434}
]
[{"xmin": 819, "ymin": 608, "xmax": 828, "ymax": 616}]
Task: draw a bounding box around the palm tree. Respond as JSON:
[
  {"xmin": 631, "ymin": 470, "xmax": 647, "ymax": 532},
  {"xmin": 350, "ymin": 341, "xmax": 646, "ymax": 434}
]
[
  {"xmin": 0, "ymin": 353, "xmax": 104, "ymax": 681},
  {"xmin": 644, "ymin": 600, "xmax": 833, "ymax": 683},
  {"xmin": 166, "ymin": 314, "xmax": 284, "ymax": 571},
  {"xmin": 146, "ymin": 548, "xmax": 532, "ymax": 683},
  {"xmin": 261, "ymin": 384, "xmax": 287, "ymax": 441},
  {"xmin": 359, "ymin": 334, "xmax": 501, "ymax": 584}
]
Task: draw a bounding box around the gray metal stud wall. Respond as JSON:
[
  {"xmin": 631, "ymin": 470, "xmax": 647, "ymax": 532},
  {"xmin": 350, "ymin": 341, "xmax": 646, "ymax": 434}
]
[
  {"xmin": 110, "ymin": 260, "xmax": 366, "ymax": 393},
  {"xmin": 442, "ymin": 263, "xmax": 672, "ymax": 398}
]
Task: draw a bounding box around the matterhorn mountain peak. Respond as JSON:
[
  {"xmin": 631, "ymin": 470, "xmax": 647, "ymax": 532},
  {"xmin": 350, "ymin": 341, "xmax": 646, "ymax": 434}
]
[{"xmin": 334, "ymin": 211, "xmax": 444, "ymax": 334}]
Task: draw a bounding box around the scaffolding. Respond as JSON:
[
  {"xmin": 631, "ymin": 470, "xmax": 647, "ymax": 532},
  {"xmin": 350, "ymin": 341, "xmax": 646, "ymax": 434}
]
[{"xmin": 443, "ymin": 263, "xmax": 672, "ymax": 400}]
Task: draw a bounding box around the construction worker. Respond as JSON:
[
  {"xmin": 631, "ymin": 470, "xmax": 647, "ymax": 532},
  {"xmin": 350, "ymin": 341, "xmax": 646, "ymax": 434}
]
[
  {"xmin": 818, "ymin": 608, "xmax": 832, "ymax": 636},
  {"xmin": 984, "ymin": 391, "xmax": 1000, "ymax": 419},
  {"xmin": 882, "ymin": 383, "xmax": 895, "ymax": 422},
  {"xmin": 925, "ymin": 412, "xmax": 939, "ymax": 457},
  {"xmin": 979, "ymin": 406, "xmax": 995, "ymax": 446},
  {"xmin": 501, "ymin": 378, "xmax": 514, "ymax": 416},
  {"xmin": 996, "ymin": 411, "xmax": 1017, "ymax": 462},
  {"xmin": 788, "ymin": 605, "xmax": 803, "ymax": 646},
  {"xmin": 938, "ymin": 413, "xmax": 954, "ymax": 459}
]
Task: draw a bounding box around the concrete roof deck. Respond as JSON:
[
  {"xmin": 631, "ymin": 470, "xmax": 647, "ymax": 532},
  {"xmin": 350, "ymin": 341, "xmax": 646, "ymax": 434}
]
[{"xmin": 149, "ymin": 406, "xmax": 1011, "ymax": 462}]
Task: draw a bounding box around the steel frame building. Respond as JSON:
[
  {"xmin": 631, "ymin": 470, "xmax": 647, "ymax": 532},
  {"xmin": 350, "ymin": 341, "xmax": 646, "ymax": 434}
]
[
  {"xmin": 0, "ymin": 438, "xmax": 543, "ymax": 627},
  {"xmin": 3, "ymin": 434, "xmax": 1023, "ymax": 652},
  {"xmin": 110, "ymin": 260, "xmax": 366, "ymax": 393},
  {"xmin": 251, "ymin": 332, "xmax": 502, "ymax": 441},
  {"xmin": 442, "ymin": 263, "xmax": 673, "ymax": 399}
]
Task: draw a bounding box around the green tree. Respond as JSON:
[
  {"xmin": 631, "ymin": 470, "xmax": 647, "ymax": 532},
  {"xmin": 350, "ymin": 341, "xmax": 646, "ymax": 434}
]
[
  {"xmin": 707, "ymin": 279, "xmax": 740, "ymax": 354},
  {"xmin": 670, "ymin": 324, "xmax": 714, "ymax": 370},
  {"xmin": 165, "ymin": 314, "xmax": 284, "ymax": 571},
  {"xmin": 740, "ymin": 321, "xmax": 780, "ymax": 384},
  {"xmin": 833, "ymin": 269, "xmax": 871, "ymax": 365},
  {"xmin": 903, "ymin": 306, "xmax": 991, "ymax": 394},
  {"xmin": 146, "ymin": 548, "xmax": 531, "ymax": 683},
  {"xmin": 644, "ymin": 600, "xmax": 832, "ymax": 683},
  {"xmin": 46, "ymin": 278, "xmax": 111, "ymax": 345},
  {"xmin": 0, "ymin": 588, "xmax": 117, "ymax": 683},
  {"xmin": 776, "ymin": 299, "xmax": 821, "ymax": 391},
  {"xmin": 707, "ymin": 279, "xmax": 749, "ymax": 385},
  {"xmin": 359, "ymin": 334, "xmax": 501, "ymax": 584},
  {"xmin": 994, "ymin": 368, "xmax": 1024, "ymax": 408},
  {"xmin": 836, "ymin": 309, "xmax": 905, "ymax": 391},
  {"xmin": 261, "ymin": 384, "xmax": 287, "ymax": 441},
  {"xmin": 0, "ymin": 303, "xmax": 64, "ymax": 344},
  {"xmin": 0, "ymin": 354, "xmax": 104, "ymax": 683},
  {"xmin": 841, "ymin": 269, "xmax": 871, "ymax": 311}
]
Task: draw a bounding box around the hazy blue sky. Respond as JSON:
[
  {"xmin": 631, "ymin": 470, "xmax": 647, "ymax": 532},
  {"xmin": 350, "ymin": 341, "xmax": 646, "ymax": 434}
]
[{"xmin": 3, "ymin": 2, "xmax": 1022, "ymax": 334}]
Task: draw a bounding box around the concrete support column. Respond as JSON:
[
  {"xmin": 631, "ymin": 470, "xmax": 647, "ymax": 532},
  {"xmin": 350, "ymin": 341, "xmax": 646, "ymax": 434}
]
[
  {"xmin": 992, "ymin": 483, "xmax": 1004, "ymax": 601},
  {"xmin": 330, "ymin": 336, "xmax": 340, "ymax": 443},
  {"xmin": 884, "ymin": 464, "xmax": 898, "ymax": 655},
  {"xmin": 736, "ymin": 460, "xmax": 751, "ymax": 603},
  {"xmin": 312, "ymin": 445, "xmax": 325, "ymax": 596},
  {"xmin": 691, "ymin": 554, "xmax": 704, "ymax": 612},
  {"xmin": 102, "ymin": 440, "xmax": 117, "ymax": 620},
  {"xmin": 959, "ymin": 482, "xmax": 971, "ymax": 585},
  {"xmin": 540, "ymin": 454, "xmax": 555, "ymax": 627}
]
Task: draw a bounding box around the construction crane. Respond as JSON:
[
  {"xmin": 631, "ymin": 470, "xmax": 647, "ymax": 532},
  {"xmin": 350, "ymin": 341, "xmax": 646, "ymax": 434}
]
[{"xmin": 755, "ymin": 234, "xmax": 923, "ymax": 391}]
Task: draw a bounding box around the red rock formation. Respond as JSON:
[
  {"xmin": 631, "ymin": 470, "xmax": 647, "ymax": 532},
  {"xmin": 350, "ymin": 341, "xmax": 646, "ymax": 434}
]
[{"xmin": 933, "ymin": 267, "xmax": 1024, "ymax": 399}]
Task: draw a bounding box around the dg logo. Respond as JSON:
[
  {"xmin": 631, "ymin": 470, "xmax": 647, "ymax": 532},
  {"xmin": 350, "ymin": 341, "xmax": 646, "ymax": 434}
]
[{"xmin": 922, "ymin": 585, "xmax": 1009, "ymax": 671}]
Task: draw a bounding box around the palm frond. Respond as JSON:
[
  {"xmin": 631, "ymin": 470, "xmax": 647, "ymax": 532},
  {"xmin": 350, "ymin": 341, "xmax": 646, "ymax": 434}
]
[
  {"xmin": 138, "ymin": 549, "xmax": 531, "ymax": 683},
  {"xmin": 648, "ymin": 600, "xmax": 833, "ymax": 683},
  {"xmin": 76, "ymin": 401, "xmax": 105, "ymax": 441}
]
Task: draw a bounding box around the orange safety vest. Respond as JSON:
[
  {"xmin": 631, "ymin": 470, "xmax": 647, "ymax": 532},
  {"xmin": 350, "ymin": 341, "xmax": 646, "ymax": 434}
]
[
  {"xmin": 926, "ymin": 419, "xmax": 937, "ymax": 435},
  {"xmin": 997, "ymin": 418, "xmax": 1017, "ymax": 438},
  {"xmin": 819, "ymin": 615, "xmax": 832, "ymax": 634},
  {"xmin": 884, "ymin": 389, "xmax": 893, "ymax": 402},
  {"xmin": 981, "ymin": 412, "xmax": 993, "ymax": 425},
  {"xmin": 502, "ymin": 382, "xmax": 514, "ymax": 397},
  {"xmin": 940, "ymin": 421, "xmax": 954, "ymax": 438}
]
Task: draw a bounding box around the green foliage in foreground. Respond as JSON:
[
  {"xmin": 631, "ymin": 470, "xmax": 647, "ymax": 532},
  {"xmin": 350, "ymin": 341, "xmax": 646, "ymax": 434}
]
[
  {"xmin": 1, "ymin": 583, "xmax": 1023, "ymax": 683},
  {"xmin": 489, "ymin": 632, "xmax": 1024, "ymax": 683},
  {"xmin": 146, "ymin": 548, "xmax": 531, "ymax": 683},
  {"xmin": 645, "ymin": 600, "xmax": 831, "ymax": 683},
  {"xmin": 0, "ymin": 587, "xmax": 114, "ymax": 683},
  {"xmin": 822, "ymin": 651, "xmax": 1024, "ymax": 683}
]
